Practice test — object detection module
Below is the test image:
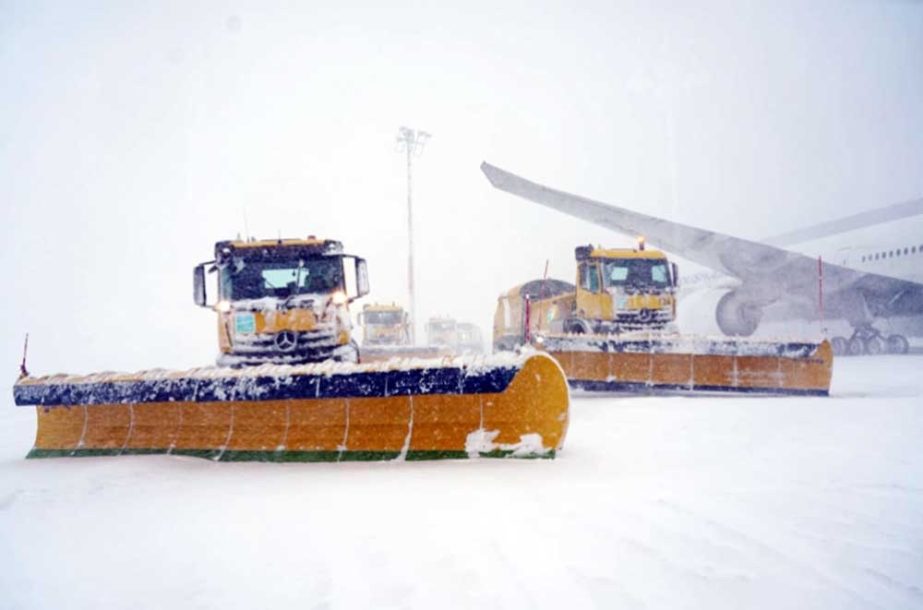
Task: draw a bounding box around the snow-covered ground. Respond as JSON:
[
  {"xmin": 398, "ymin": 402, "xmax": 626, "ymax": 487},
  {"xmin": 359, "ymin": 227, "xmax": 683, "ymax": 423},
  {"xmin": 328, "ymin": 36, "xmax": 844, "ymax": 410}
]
[{"xmin": 1, "ymin": 355, "xmax": 922, "ymax": 610}]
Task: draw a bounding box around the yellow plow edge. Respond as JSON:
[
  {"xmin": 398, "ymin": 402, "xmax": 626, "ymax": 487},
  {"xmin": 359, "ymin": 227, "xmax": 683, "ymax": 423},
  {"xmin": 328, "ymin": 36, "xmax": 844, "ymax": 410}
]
[{"xmin": 540, "ymin": 336, "xmax": 833, "ymax": 396}]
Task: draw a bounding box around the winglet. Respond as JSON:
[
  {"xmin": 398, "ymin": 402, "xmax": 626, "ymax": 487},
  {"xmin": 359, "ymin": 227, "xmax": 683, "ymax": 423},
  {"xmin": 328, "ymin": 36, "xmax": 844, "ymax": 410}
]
[{"xmin": 480, "ymin": 161, "xmax": 505, "ymax": 188}]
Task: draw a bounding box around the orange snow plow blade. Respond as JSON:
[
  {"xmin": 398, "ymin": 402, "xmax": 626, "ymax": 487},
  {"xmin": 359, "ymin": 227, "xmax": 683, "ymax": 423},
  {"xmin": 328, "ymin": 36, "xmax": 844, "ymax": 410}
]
[
  {"xmin": 13, "ymin": 353, "xmax": 569, "ymax": 461},
  {"xmin": 539, "ymin": 335, "xmax": 833, "ymax": 396}
]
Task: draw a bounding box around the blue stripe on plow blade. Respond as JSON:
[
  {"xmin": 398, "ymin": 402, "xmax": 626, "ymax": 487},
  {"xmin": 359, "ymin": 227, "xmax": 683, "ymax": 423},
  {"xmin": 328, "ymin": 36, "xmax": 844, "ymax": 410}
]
[{"xmin": 14, "ymin": 365, "xmax": 520, "ymax": 407}]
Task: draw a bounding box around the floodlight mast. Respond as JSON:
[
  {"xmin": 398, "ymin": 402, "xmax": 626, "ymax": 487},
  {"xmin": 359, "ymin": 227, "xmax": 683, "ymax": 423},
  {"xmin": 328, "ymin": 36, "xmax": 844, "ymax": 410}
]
[{"xmin": 395, "ymin": 126, "xmax": 430, "ymax": 345}]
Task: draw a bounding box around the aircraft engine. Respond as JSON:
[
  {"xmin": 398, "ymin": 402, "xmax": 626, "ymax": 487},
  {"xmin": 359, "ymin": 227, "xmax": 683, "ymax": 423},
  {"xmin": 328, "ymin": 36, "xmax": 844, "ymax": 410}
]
[{"xmin": 716, "ymin": 291, "xmax": 763, "ymax": 336}]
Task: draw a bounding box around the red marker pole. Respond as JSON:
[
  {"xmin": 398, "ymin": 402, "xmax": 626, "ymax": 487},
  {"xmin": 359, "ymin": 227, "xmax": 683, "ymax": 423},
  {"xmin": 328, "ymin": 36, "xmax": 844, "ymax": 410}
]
[
  {"xmin": 523, "ymin": 296, "xmax": 532, "ymax": 345},
  {"xmin": 19, "ymin": 333, "xmax": 29, "ymax": 378}
]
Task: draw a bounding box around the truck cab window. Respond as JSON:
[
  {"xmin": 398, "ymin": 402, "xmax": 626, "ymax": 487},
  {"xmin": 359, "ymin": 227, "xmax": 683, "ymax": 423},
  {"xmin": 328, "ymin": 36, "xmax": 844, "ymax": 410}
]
[{"xmin": 579, "ymin": 263, "xmax": 601, "ymax": 292}]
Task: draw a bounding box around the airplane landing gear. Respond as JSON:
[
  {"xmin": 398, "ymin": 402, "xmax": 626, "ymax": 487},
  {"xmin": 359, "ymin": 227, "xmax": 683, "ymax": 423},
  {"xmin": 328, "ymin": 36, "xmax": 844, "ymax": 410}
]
[
  {"xmin": 830, "ymin": 336, "xmax": 848, "ymax": 355},
  {"xmin": 831, "ymin": 325, "xmax": 910, "ymax": 356}
]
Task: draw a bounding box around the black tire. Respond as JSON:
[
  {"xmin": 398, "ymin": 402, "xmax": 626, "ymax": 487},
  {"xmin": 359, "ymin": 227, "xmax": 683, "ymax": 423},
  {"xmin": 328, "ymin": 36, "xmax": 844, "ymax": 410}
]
[
  {"xmin": 830, "ymin": 336, "xmax": 848, "ymax": 356},
  {"xmin": 886, "ymin": 334, "xmax": 910, "ymax": 355},
  {"xmin": 847, "ymin": 336, "xmax": 866, "ymax": 356},
  {"xmin": 564, "ymin": 319, "xmax": 590, "ymax": 335},
  {"xmin": 864, "ymin": 336, "xmax": 884, "ymax": 356}
]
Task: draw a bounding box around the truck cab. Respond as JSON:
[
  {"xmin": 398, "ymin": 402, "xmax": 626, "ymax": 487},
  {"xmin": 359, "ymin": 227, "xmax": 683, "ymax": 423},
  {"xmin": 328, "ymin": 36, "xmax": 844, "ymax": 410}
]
[
  {"xmin": 573, "ymin": 244, "xmax": 677, "ymax": 332},
  {"xmin": 193, "ymin": 237, "xmax": 369, "ymax": 366},
  {"xmin": 456, "ymin": 323, "xmax": 485, "ymax": 355},
  {"xmin": 357, "ymin": 303, "xmax": 410, "ymax": 346},
  {"xmin": 425, "ymin": 317, "xmax": 458, "ymax": 348}
]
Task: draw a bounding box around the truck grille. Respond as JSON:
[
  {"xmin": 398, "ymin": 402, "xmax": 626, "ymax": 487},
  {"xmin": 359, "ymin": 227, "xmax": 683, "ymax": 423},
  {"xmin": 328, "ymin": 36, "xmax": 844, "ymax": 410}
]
[{"xmin": 221, "ymin": 325, "xmax": 342, "ymax": 365}]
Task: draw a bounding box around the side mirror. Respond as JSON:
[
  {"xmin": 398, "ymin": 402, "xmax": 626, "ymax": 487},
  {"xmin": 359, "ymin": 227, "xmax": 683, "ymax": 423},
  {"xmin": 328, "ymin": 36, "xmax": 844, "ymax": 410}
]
[
  {"xmin": 355, "ymin": 258, "xmax": 370, "ymax": 297},
  {"xmin": 193, "ymin": 264, "xmax": 207, "ymax": 306},
  {"xmin": 671, "ymin": 262, "xmax": 679, "ymax": 287}
]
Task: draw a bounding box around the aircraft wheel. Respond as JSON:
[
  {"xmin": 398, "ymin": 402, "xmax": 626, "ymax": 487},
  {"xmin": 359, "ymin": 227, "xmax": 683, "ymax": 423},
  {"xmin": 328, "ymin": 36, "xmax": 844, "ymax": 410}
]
[
  {"xmin": 847, "ymin": 336, "xmax": 866, "ymax": 356},
  {"xmin": 864, "ymin": 336, "xmax": 885, "ymax": 356},
  {"xmin": 830, "ymin": 336, "xmax": 848, "ymax": 356},
  {"xmin": 885, "ymin": 334, "xmax": 910, "ymax": 355}
]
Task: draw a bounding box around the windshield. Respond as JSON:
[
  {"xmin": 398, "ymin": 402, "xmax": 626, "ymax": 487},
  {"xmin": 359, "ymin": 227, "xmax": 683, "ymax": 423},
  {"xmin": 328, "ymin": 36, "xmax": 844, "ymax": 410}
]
[
  {"xmin": 601, "ymin": 259, "xmax": 670, "ymax": 289},
  {"xmin": 220, "ymin": 256, "xmax": 343, "ymax": 300},
  {"xmin": 428, "ymin": 321, "xmax": 455, "ymax": 331},
  {"xmin": 365, "ymin": 311, "xmax": 403, "ymax": 325}
]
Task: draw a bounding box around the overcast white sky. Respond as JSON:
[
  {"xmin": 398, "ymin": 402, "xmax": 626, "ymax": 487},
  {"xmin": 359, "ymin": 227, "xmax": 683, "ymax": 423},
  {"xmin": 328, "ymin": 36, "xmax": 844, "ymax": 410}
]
[{"xmin": 2, "ymin": 0, "xmax": 922, "ymax": 375}]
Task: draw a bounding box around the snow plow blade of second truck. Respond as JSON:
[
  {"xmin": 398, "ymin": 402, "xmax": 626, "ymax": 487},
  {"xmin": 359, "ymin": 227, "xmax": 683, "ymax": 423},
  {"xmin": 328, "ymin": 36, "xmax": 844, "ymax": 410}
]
[
  {"xmin": 13, "ymin": 353, "xmax": 569, "ymax": 461},
  {"xmin": 537, "ymin": 334, "xmax": 833, "ymax": 396}
]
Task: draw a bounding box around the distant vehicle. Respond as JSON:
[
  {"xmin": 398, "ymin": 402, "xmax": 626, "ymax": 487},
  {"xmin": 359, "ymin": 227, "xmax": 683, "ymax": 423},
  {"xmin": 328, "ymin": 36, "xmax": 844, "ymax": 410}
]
[
  {"xmin": 456, "ymin": 323, "xmax": 484, "ymax": 355},
  {"xmin": 425, "ymin": 316, "xmax": 458, "ymax": 348},
  {"xmin": 425, "ymin": 317, "xmax": 484, "ymax": 355},
  {"xmin": 357, "ymin": 303, "xmax": 410, "ymax": 347}
]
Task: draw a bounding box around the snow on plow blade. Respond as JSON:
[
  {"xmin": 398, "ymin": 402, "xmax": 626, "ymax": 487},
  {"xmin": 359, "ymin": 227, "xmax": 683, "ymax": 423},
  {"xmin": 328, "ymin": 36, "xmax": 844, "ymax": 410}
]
[
  {"xmin": 539, "ymin": 335, "xmax": 833, "ymax": 396},
  {"xmin": 360, "ymin": 345, "xmax": 454, "ymax": 363},
  {"xmin": 13, "ymin": 353, "xmax": 569, "ymax": 461}
]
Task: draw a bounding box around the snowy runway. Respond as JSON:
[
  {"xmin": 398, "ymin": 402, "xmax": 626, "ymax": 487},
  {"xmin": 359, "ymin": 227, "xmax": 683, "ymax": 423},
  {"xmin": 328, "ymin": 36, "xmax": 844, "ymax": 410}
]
[{"xmin": 2, "ymin": 356, "xmax": 921, "ymax": 609}]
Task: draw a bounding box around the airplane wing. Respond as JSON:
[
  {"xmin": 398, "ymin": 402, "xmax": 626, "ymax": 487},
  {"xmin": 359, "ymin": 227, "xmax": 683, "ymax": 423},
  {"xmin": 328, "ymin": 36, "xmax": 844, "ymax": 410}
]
[
  {"xmin": 480, "ymin": 162, "xmax": 919, "ymax": 302},
  {"xmin": 763, "ymin": 197, "xmax": 923, "ymax": 247}
]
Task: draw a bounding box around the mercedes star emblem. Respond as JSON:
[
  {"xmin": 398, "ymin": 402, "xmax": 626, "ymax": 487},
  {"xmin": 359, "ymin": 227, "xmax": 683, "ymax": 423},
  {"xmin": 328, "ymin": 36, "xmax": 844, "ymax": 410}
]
[{"xmin": 274, "ymin": 331, "xmax": 298, "ymax": 352}]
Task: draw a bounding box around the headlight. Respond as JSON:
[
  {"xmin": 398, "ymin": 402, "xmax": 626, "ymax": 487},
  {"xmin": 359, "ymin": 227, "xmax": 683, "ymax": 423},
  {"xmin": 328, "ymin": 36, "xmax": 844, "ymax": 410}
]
[
  {"xmin": 331, "ymin": 291, "xmax": 348, "ymax": 305},
  {"xmin": 215, "ymin": 300, "xmax": 231, "ymax": 313}
]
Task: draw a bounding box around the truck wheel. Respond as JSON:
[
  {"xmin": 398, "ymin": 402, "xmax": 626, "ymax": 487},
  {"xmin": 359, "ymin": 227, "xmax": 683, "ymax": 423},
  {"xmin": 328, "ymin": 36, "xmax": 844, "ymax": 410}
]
[{"xmin": 564, "ymin": 319, "xmax": 591, "ymax": 334}]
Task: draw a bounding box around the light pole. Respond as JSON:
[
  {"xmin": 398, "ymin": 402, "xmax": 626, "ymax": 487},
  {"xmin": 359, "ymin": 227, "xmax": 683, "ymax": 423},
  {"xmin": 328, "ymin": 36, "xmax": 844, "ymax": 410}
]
[{"xmin": 395, "ymin": 126, "xmax": 431, "ymax": 345}]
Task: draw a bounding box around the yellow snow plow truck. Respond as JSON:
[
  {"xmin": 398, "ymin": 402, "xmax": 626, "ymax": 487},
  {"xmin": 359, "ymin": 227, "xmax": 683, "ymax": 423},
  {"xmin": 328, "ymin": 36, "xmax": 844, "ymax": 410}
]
[
  {"xmin": 494, "ymin": 244, "xmax": 833, "ymax": 396},
  {"xmin": 495, "ymin": 244, "xmax": 677, "ymax": 348},
  {"xmin": 356, "ymin": 302, "xmax": 447, "ymax": 362},
  {"xmin": 425, "ymin": 316, "xmax": 459, "ymax": 348},
  {"xmin": 199, "ymin": 238, "xmax": 366, "ymax": 366},
  {"xmin": 13, "ymin": 237, "xmax": 570, "ymax": 462},
  {"xmin": 358, "ymin": 303, "xmax": 410, "ymax": 347}
]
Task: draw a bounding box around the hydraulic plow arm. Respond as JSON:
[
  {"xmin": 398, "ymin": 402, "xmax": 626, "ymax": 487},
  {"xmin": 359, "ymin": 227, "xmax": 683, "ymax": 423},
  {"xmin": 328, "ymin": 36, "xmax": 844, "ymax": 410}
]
[{"xmin": 13, "ymin": 353, "xmax": 569, "ymax": 462}]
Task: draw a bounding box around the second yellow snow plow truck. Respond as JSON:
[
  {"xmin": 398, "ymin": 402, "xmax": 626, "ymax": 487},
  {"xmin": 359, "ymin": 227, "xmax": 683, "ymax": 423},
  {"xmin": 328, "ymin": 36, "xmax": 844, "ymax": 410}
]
[
  {"xmin": 358, "ymin": 303, "xmax": 411, "ymax": 346},
  {"xmin": 495, "ymin": 244, "xmax": 677, "ymax": 349},
  {"xmin": 356, "ymin": 302, "xmax": 446, "ymax": 362},
  {"xmin": 13, "ymin": 237, "xmax": 570, "ymax": 462},
  {"xmin": 494, "ymin": 244, "xmax": 833, "ymax": 396}
]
